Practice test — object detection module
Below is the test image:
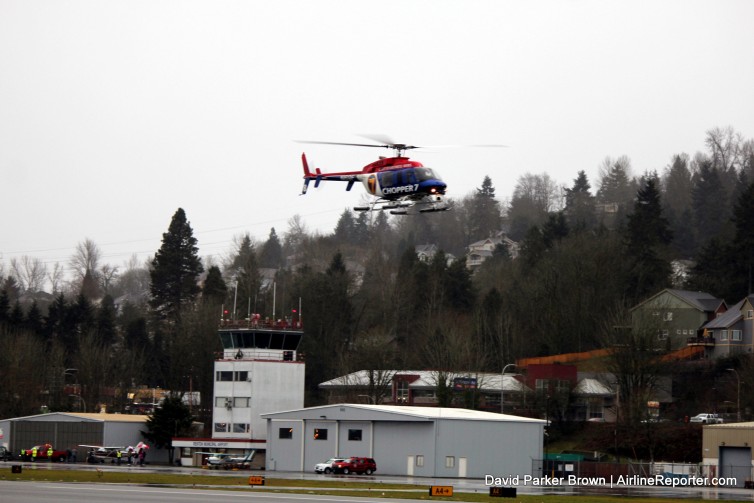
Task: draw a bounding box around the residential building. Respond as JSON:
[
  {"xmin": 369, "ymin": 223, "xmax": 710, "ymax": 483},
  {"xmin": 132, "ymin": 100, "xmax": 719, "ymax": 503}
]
[
  {"xmin": 630, "ymin": 289, "xmax": 727, "ymax": 350},
  {"xmin": 697, "ymin": 295, "xmax": 754, "ymax": 359},
  {"xmin": 319, "ymin": 370, "xmax": 530, "ymax": 413},
  {"xmin": 465, "ymin": 231, "xmax": 519, "ymax": 271}
]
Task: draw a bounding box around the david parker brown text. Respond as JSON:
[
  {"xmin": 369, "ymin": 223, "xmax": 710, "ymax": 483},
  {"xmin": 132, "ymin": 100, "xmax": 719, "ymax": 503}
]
[{"xmin": 485, "ymin": 474, "xmax": 737, "ymax": 488}]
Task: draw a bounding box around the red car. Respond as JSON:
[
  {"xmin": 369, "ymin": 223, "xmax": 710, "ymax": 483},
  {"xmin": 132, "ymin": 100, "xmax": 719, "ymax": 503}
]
[
  {"xmin": 333, "ymin": 456, "xmax": 376, "ymax": 475},
  {"xmin": 22, "ymin": 443, "xmax": 68, "ymax": 462}
]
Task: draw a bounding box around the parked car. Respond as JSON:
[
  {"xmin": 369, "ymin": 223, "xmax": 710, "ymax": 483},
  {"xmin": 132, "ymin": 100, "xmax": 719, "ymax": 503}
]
[
  {"xmin": 314, "ymin": 457, "xmax": 345, "ymax": 474},
  {"xmin": 332, "ymin": 456, "xmax": 377, "ymax": 475},
  {"xmin": 689, "ymin": 413, "xmax": 723, "ymax": 424},
  {"xmin": 0, "ymin": 446, "xmax": 13, "ymax": 461}
]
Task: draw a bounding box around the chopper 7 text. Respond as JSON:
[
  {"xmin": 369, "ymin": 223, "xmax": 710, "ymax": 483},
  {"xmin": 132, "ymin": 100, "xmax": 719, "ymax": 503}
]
[{"xmin": 298, "ymin": 136, "xmax": 504, "ymax": 215}]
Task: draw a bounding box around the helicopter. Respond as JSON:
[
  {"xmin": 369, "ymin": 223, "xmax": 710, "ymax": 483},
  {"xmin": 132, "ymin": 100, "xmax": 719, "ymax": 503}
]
[{"xmin": 298, "ymin": 136, "xmax": 455, "ymax": 215}]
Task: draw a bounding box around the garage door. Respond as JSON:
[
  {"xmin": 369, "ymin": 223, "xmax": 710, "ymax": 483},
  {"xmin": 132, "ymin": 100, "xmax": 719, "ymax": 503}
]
[{"xmin": 719, "ymin": 446, "xmax": 751, "ymax": 487}]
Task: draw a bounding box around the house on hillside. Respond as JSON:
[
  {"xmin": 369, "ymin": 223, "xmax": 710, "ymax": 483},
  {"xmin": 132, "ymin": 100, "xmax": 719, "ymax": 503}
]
[
  {"xmin": 696, "ymin": 295, "xmax": 754, "ymax": 359},
  {"xmin": 319, "ymin": 369, "xmax": 531, "ymax": 413},
  {"xmin": 465, "ymin": 231, "xmax": 519, "ymax": 271},
  {"xmin": 630, "ymin": 289, "xmax": 727, "ymax": 350},
  {"xmin": 415, "ymin": 244, "xmax": 455, "ymax": 265}
]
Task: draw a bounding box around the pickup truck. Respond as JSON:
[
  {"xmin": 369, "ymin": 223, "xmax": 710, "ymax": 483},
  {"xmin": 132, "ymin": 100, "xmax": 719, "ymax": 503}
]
[
  {"xmin": 689, "ymin": 413, "xmax": 723, "ymax": 424},
  {"xmin": 22, "ymin": 443, "xmax": 69, "ymax": 462}
]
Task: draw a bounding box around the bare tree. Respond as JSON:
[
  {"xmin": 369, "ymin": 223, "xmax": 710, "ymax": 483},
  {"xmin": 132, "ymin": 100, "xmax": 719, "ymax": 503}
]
[
  {"xmin": 47, "ymin": 262, "xmax": 65, "ymax": 294},
  {"xmin": 10, "ymin": 256, "xmax": 48, "ymax": 293},
  {"xmin": 99, "ymin": 264, "xmax": 119, "ymax": 295},
  {"xmin": 69, "ymin": 238, "xmax": 102, "ymax": 291},
  {"xmin": 705, "ymin": 126, "xmax": 745, "ymax": 171}
]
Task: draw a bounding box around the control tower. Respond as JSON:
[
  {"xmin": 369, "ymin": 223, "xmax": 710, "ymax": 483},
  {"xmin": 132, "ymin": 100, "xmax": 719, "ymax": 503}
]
[{"xmin": 212, "ymin": 322, "xmax": 304, "ymax": 442}]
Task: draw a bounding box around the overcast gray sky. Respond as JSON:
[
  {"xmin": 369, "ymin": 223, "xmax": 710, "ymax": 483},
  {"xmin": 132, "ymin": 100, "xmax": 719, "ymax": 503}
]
[{"xmin": 2, "ymin": 0, "xmax": 753, "ymax": 281}]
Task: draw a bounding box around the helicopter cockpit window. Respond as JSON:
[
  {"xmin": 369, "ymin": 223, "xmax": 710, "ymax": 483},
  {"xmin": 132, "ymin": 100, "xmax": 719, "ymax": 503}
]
[
  {"xmin": 378, "ymin": 171, "xmax": 396, "ymax": 188},
  {"xmin": 414, "ymin": 168, "xmax": 437, "ymax": 182}
]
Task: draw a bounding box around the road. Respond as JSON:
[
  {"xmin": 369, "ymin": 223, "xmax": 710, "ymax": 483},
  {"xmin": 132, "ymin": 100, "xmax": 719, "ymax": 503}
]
[
  {"xmin": 0, "ymin": 481, "xmax": 418, "ymax": 503},
  {"xmin": 3, "ymin": 462, "xmax": 754, "ymax": 501}
]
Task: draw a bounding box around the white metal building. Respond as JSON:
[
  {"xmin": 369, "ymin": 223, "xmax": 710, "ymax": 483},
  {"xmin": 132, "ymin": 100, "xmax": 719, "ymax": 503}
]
[
  {"xmin": 0, "ymin": 412, "xmax": 169, "ymax": 463},
  {"xmin": 263, "ymin": 403, "xmax": 545, "ymax": 478},
  {"xmin": 702, "ymin": 422, "xmax": 754, "ymax": 487}
]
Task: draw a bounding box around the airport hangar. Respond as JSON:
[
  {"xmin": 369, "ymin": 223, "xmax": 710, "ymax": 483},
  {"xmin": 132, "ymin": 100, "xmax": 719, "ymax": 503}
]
[
  {"xmin": 0, "ymin": 412, "xmax": 169, "ymax": 463},
  {"xmin": 262, "ymin": 403, "xmax": 545, "ymax": 478}
]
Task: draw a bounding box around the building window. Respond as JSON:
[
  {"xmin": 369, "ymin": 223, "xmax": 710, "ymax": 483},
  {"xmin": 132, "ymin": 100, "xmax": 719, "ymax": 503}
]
[
  {"xmin": 216, "ymin": 371, "xmax": 233, "ymax": 382},
  {"xmin": 233, "ymin": 423, "xmax": 250, "ymax": 433},
  {"xmin": 445, "ymin": 456, "xmax": 455, "ymax": 468},
  {"xmin": 664, "ymin": 312, "xmax": 673, "ymax": 321},
  {"xmin": 215, "ymin": 397, "xmax": 228, "ymax": 407},
  {"xmin": 658, "ymin": 330, "xmax": 669, "ymax": 340},
  {"xmin": 348, "ymin": 429, "xmax": 362, "ymax": 441},
  {"xmin": 747, "ymin": 310, "xmax": 753, "ymax": 319},
  {"xmin": 676, "ymin": 329, "xmax": 681, "ymax": 335},
  {"xmin": 732, "ymin": 330, "xmax": 742, "ymax": 341},
  {"xmin": 234, "ymin": 397, "xmax": 250, "ymax": 407},
  {"xmin": 721, "ymin": 330, "xmax": 728, "ymax": 341},
  {"xmin": 682, "ymin": 329, "xmax": 688, "ymax": 335},
  {"xmin": 535, "ymin": 379, "xmax": 548, "ymax": 392},
  {"xmin": 314, "ymin": 428, "xmax": 328, "ymax": 440},
  {"xmin": 556, "ymin": 380, "xmax": 570, "ymax": 393},
  {"xmin": 416, "ymin": 455, "xmax": 424, "ymax": 467},
  {"xmin": 214, "ymin": 423, "xmax": 228, "ymax": 433},
  {"xmin": 278, "ymin": 428, "xmax": 293, "ymax": 439},
  {"xmin": 396, "ymin": 380, "xmax": 409, "ymax": 403},
  {"xmin": 235, "ymin": 371, "xmax": 249, "ymax": 381}
]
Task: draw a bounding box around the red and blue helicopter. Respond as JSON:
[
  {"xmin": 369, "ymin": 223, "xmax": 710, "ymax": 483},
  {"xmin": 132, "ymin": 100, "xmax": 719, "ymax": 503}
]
[{"xmin": 299, "ymin": 136, "xmax": 457, "ymax": 215}]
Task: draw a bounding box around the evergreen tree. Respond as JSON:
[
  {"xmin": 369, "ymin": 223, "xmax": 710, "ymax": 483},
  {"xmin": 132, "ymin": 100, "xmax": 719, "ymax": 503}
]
[
  {"xmin": 230, "ymin": 234, "xmax": 261, "ymax": 316},
  {"xmin": 0, "ymin": 288, "xmax": 10, "ymax": 325},
  {"xmin": 8, "ymin": 301, "xmax": 24, "ymax": 327},
  {"xmin": 96, "ymin": 295, "xmax": 118, "ymax": 346},
  {"xmin": 725, "ymin": 182, "xmax": 754, "ymax": 299},
  {"xmin": 24, "ymin": 300, "xmax": 44, "ymax": 335},
  {"xmin": 150, "ymin": 208, "xmax": 203, "ymax": 323},
  {"xmin": 624, "ymin": 176, "xmax": 673, "ymax": 302},
  {"xmin": 662, "ymin": 154, "xmax": 694, "ymax": 255},
  {"xmin": 259, "ymin": 228, "xmax": 283, "ymax": 268},
  {"xmin": 143, "ymin": 393, "xmax": 194, "ymax": 464},
  {"xmin": 691, "ymin": 160, "xmax": 731, "ymax": 252},
  {"xmin": 564, "ymin": 170, "xmax": 596, "ymax": 231},
  {"xmin": 334, "ymin": 209, "xmax": 355, "ymax": 244},
  {"xmin": 202, "ymin": 266, "xmax": 227, "ymax": 306},
  {"xmin": 468, "ymin": 176, "xmax": 502, "ymax": 240}
]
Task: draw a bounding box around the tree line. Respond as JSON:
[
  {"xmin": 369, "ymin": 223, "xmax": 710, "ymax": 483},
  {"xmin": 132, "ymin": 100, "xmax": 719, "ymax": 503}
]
[{"xmin": 1, "ymin": 126, "xmax": 753, "ymax": 422}]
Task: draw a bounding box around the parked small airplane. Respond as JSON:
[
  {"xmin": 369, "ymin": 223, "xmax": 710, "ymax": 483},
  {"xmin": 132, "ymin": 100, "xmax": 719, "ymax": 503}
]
[
  {"xmin": 79, "ymin": 444, "xmax": 127, "ymax": 463},
  {"xmin": 197, "ymin": 450, "xmax": 256, "ymax": 469}
]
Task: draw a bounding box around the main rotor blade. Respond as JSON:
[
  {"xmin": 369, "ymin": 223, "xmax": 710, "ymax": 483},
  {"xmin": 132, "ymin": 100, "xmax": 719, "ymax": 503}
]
[{"xmin": 295, "ymin": 140, "xmax": 391, "ymax": 149}]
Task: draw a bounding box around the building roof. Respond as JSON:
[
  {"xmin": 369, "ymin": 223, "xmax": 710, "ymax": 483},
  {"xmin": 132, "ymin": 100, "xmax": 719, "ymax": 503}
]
[
  {"xmin": 6, "ymin": 412, "xmax": 149, "ymax": 423},
  {"xmin": 262, "ymin": 403, "xmax": 546, "ymax": 424},
  {"xmin": 703, "ymin": 299, "xmax": 744, "ymax": 329},
  {"xmin": 631, "ymin": 288, "xmax": 725, "ymax": 313},
  {"xmin": 703, "ymin": 421, "xmax": 754, "ymax": 429},
  {"xmin": 319, "ymin": 370, "xmax": 531, "ymax": 393},
  {"xmin": 573, "ymin": 378, "xmax": 613, "ymax": 396}
]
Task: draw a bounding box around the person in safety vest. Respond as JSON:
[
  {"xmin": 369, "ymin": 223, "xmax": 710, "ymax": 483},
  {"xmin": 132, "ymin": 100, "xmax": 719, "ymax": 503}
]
[
  {"xmin": 31, "ymin": 446, "xmax": 37, "ymax": 461},
  {"xmin": 47, "ymin": 446, "xmax": 53, "ymax": 462},
  {"xmin": 116, "ymin": 449, "xmax": 122, "ymax": 465}
]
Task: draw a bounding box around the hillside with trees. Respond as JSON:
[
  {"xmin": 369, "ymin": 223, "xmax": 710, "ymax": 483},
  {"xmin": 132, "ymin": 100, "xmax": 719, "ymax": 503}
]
[{"xmin": 1, "ymin": 126, "xmax": 753, "ymax": 425}]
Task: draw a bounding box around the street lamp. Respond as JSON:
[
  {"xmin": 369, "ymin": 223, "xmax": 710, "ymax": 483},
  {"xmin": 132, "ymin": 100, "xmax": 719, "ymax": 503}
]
[
  {"xmin": 501, "ymin": 363, "xmax": 516, "ymax": 414},
  {"xmin": 726, "ymin": 368, "xmax": 741, "ymax": 422}
]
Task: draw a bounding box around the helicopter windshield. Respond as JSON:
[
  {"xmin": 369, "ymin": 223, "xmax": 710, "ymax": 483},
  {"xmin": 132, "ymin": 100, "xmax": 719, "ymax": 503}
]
[{"xmin": 414, "ymin": 167, "xmax": 440, "ymax": 182}]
